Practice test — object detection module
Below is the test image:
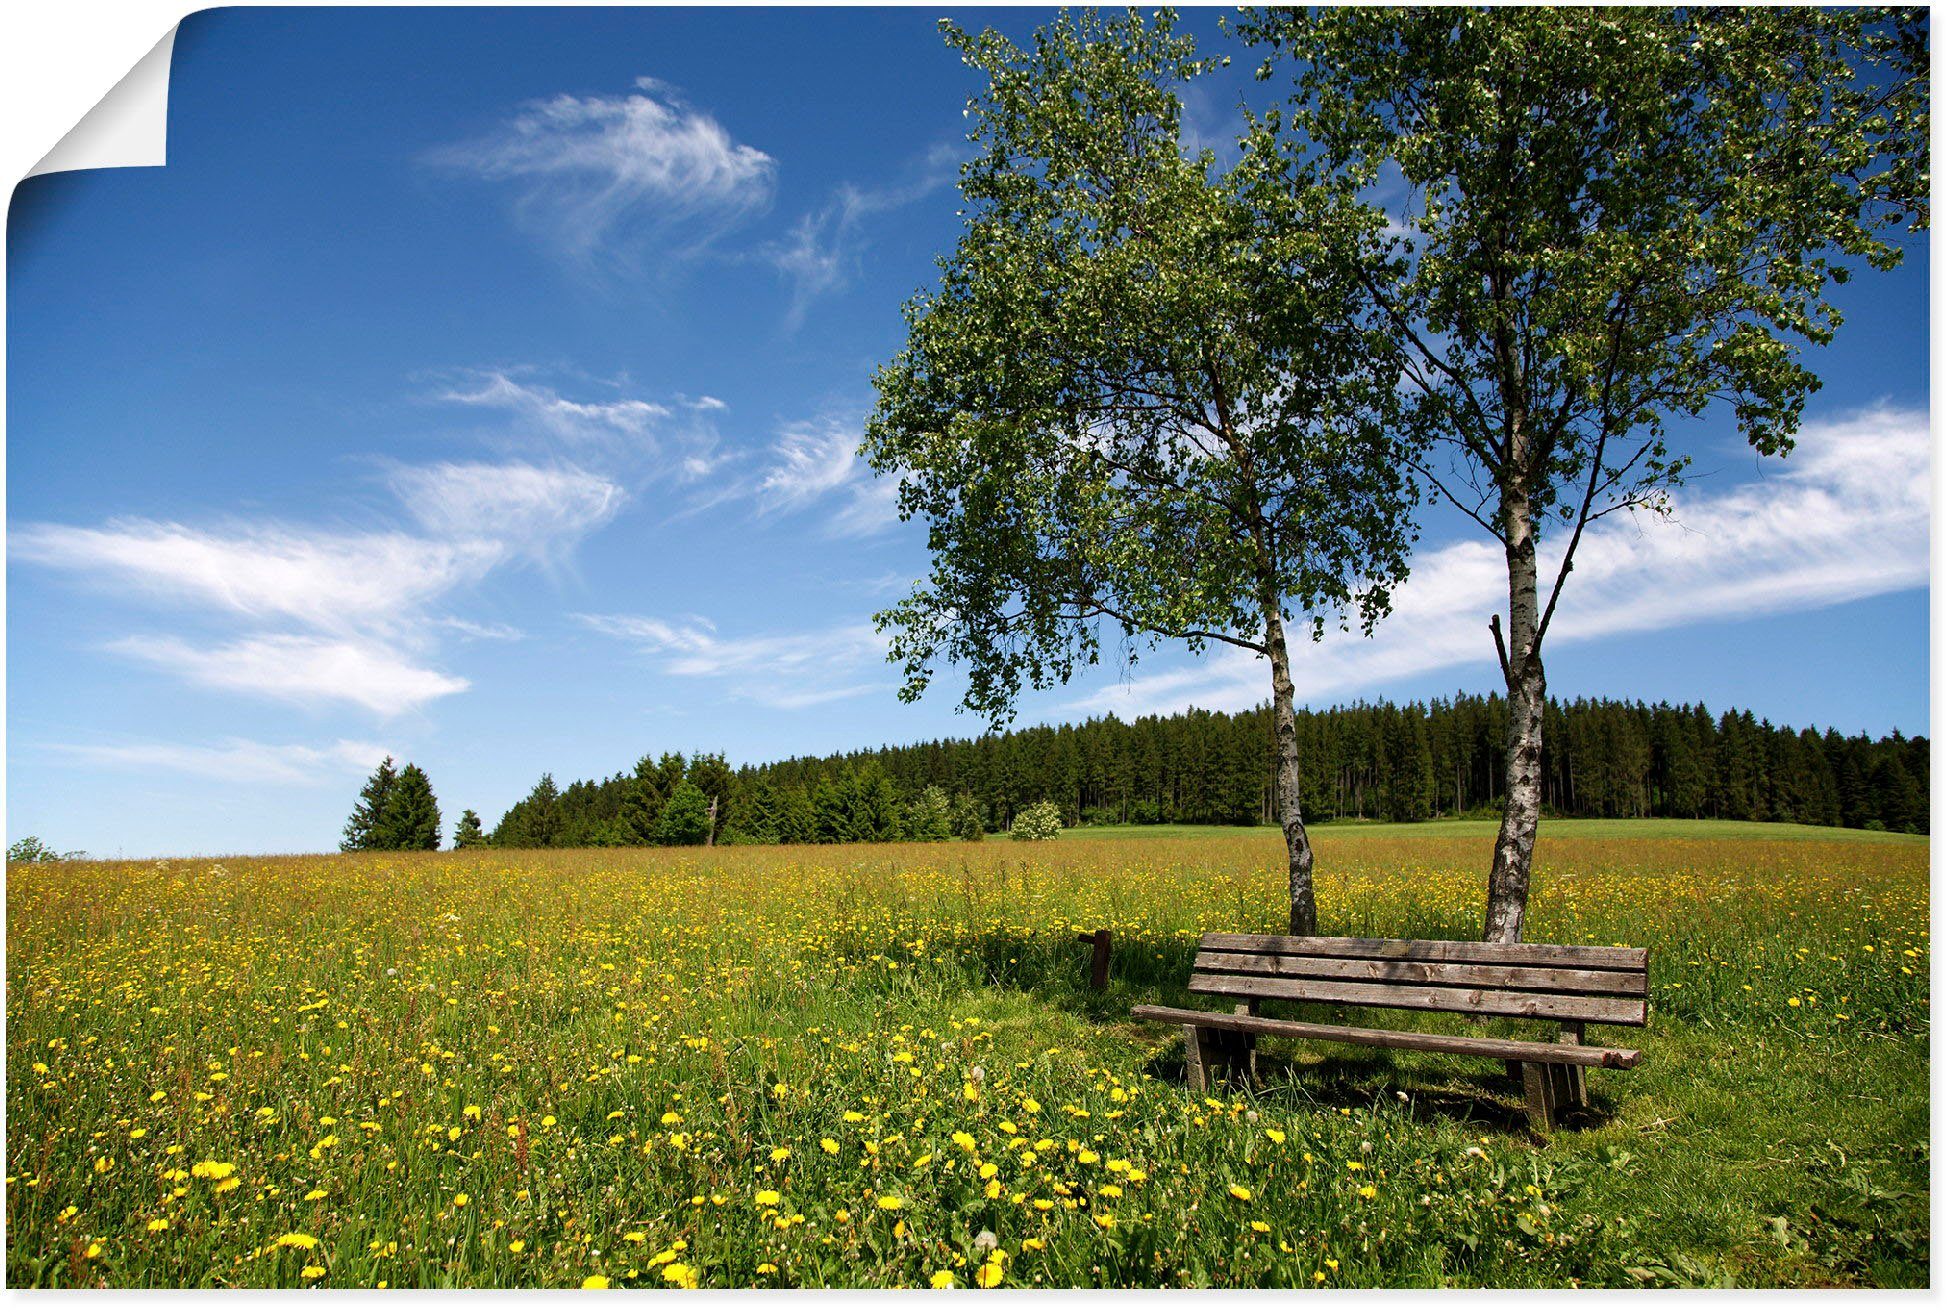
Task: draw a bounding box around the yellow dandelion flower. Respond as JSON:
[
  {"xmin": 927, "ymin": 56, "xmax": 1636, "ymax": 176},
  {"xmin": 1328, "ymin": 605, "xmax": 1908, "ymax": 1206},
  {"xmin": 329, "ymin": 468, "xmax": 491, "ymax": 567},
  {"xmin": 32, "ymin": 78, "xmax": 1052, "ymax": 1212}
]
[{"xmin": 581, "ymin": 1275, "xmax": 610, "ymax": 1289}]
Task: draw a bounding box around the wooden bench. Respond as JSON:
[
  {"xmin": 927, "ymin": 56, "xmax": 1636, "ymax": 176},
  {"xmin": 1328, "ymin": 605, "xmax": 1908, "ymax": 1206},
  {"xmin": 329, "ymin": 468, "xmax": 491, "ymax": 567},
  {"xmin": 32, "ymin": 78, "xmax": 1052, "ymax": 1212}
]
[{"xmin": 1132, "ymin": 932, "xmax": 1649, "ymax": 1131}]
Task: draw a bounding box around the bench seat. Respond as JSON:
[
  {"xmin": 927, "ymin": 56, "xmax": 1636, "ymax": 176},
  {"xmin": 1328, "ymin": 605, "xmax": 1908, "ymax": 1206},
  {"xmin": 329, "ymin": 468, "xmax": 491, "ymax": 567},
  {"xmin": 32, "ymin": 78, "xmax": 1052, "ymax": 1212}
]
[{"xmin": 1135, "ymin": 932, "xmax": 1650, "ymax": 1130}]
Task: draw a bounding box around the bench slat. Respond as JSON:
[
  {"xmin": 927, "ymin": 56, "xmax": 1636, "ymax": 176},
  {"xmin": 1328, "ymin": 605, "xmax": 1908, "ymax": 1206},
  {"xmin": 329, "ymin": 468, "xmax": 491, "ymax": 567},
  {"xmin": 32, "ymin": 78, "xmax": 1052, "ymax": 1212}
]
[
  {"xmin": 1200, "ymin": 932, "xmax": 1648, "ymax": 973},
  {"xmin": 1192, "ymin": 950, "xmax": 1646, "ymax": 997},
  {"xmin": 1187, "ymin": 970, "xmax": 1648, "ymax": 1026},
  {"xmin": 1131, "ymin": 1005, "xmax": 1641, "ymax": 1069}
]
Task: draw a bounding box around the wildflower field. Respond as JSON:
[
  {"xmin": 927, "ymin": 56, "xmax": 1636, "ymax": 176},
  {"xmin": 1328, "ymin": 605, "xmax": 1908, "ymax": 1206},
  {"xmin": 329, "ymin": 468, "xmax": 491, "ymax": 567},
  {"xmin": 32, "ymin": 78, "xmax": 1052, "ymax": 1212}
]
[{"xmin": 6, "ymin": 820, "xmax": 1929, "ymax": 1288}]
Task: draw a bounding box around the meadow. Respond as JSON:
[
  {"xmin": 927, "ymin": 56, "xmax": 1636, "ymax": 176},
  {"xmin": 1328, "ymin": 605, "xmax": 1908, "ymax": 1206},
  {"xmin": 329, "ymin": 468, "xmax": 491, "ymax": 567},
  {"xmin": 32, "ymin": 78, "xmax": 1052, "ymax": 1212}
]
[{"xmin": 5, "ymin": 821, "xmax": 1928, "ymax": 1288}]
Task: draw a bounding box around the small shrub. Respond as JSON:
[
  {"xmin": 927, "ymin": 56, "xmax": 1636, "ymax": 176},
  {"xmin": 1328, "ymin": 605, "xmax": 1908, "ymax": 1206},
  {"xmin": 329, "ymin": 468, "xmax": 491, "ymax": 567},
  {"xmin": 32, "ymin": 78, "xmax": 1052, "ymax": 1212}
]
[{"xmin": 1009, "ymin": 800, "xmax": 1063, "ymax": 842}]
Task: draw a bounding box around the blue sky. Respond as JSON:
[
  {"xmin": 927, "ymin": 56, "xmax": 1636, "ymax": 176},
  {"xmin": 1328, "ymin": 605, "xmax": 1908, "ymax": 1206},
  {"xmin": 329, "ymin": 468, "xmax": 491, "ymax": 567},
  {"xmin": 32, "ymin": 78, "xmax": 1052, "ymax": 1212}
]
[{"xmin": 6, "ymin": 7, "xmax": 1930, "ymax": 857}]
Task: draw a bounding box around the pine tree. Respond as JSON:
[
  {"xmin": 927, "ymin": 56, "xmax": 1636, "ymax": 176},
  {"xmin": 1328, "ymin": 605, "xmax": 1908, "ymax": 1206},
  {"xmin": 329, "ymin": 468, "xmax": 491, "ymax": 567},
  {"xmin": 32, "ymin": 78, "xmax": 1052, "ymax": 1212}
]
[
  {"xmin": 619, "ymin": 756, "xmax": 665, "ymax": 845},
  {"xmin": 776, "ymin": 785, "xmax": 817, "ymax": 844},
  {"xmin": 341, "ymin": 756, "xmax": 398, "ymax": 852},
  {"xmin": 384, "ymin": 763, "xmax": 442, "ymax": 850},
  {"xmin": 496, "ymin": 774, "xmax": 562, "ymax": 848},
  {"xmin": 453, "ymin": 809, "xmax": 485, "ymax": 849},
  {"xmin": 657, "ymin": 780, "xmax": 713, "ymax": 845}
]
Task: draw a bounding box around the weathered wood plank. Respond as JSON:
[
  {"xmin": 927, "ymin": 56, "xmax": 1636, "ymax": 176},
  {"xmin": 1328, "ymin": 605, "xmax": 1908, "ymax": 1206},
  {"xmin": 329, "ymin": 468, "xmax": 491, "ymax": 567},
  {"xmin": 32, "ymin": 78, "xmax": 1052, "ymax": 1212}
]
[
  {"xmin": 1130, "ymin": 1005, "xmax": 1642, "ymax": 1069},
  {"xmin": 1199, "ymin": 932, "xmax": 1648, "ymax": 973},
  {"xmin": 1186, "ymin": 970, "xmax": 1648, "ymax": 1026},
  {"xmin": 1522, "ymin": 1062, "xmax": 1555, "ymax": 1132},
  {"xmin": 1557, "ymin": 1021, "xmax": 1588, "ymax": 1109},
  {"xmin": 1232, "ymin": 1000, "xmax": 1260, "ymax": 1087},
  {"xmin": 1193, "ymin": 950, "xmax": 1647, "ymax": 997},
  {"xmin": 1182, "ymin": 1024, "xmax": 1208, "ymax": 1093}
]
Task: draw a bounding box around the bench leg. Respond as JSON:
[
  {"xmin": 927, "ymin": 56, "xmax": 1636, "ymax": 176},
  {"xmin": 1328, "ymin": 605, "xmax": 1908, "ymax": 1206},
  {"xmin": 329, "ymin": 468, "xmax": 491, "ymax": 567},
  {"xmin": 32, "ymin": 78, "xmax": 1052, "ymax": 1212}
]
[
  {"xmin": 1232, "ymin": 1001, "xmax": 1260, "ymax": 1088},
  {"xmin": 1183, "ymin": 1025, "xmax": 1209, "ymax": 1093},
  {"xmin": 1521, "ymin": 1062, "xmax": 1557, "ymax": 1133},
  {"xmin": 1555, "ymin": 1022, "xmax": 1588, "ymax": 1113}
]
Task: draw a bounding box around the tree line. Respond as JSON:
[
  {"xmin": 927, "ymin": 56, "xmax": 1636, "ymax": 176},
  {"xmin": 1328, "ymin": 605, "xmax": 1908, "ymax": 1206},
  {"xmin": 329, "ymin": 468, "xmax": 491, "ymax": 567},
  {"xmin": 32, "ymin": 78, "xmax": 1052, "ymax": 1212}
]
[{"xmin": 450, "ymin": 695, "xmax": 1926, "ymax": 850}]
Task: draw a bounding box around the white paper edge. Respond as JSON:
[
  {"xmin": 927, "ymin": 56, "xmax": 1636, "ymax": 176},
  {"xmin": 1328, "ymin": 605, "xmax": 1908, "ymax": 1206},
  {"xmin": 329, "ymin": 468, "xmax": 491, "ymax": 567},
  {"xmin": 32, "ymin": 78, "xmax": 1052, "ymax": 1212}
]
[{"xmin": 26, "ymin": 23, "xmax": 177, "ymax": 179}]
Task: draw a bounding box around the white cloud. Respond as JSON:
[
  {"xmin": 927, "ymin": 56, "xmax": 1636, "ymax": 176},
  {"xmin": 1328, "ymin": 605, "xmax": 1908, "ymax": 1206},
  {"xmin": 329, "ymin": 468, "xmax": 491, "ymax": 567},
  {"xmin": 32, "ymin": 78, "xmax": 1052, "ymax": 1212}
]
[
  {"xmin": 766, "ymin": 143, "xmax": 959, "ymax": 326},
  {"xmin": 437, "ymin": 616, "xmax": 525, "ymax": 642},
  {"xmin": 439, "ymin": 371, "xmax": 668, "ymax": 444},
  {"xmin": 1071, "ymin": 404, "xmax": 1930, "ymax": 717},
  {"xmin": 430, "ymin": 77, "xmax": 775, "ymax": 263},
  {"xmin": 756, "ymin": 417, "xmax": 901, "ymax": 538},
  {"xmin": 105, "ymin": 635, "xmax": 470, "ymax": 716},
  {"xmin": 389, "ymin": 461, "xmax": 625, "ymax": 564},
  {"xmin": 51, "ymin": 737, "xmax": 392, "ymax": 785},
  {"xmin": 14, "ymin": 455, "xmax": 621, "ymax": 714},
  {"xmin": 11, "ymin": 520, "xmax": 499, "ymax": 635},
  {"xmin": 576, "ymin": 612, "xmax": 888, "ymax": 708}
]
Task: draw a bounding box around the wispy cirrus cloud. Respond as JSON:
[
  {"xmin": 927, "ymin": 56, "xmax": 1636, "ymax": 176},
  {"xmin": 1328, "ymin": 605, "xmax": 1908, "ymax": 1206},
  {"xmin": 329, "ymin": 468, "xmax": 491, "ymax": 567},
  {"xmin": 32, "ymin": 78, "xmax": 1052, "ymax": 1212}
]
[
  {"xmin": 438, "ymin": 370, "xmax": 669, "ymax": 444},
  {"xmin": 576, "ymin": 611, "xmax": 888, "ymax": 709},
  {"xmin": 430, "ymin": 369, "xmax": 730, "ymax": 489},
  {"xmin": 50, "ymin": 736, "xmax": 392, "ymax": 786},
  {"xmin": 103, "ymin": 635, "xmax": 473, "ymax": 716},
  {"xmin": 14, "ymin": 456, "xmax": 624, "ymax": 716},
  {"xmin": 10, "ymin": 520, "xmax": 495, "ymax": 636},
  {"xmin": 428, "ymin": 77, "xmax": 776, "ymax": 265},
  {"xmin": 389, "ymin": 460, "xmax": 626, "ymax": 566},
  {"xmin": 754, "ymin": 416, "xmax": 901, "ymax": 538},
  {"xmin": 1070, "ymin": 404, "xmax": 1931, "ymax": 717},
  {"xmin": 766, "ymin": 143, "xmax": 960, "ymax": 327}
]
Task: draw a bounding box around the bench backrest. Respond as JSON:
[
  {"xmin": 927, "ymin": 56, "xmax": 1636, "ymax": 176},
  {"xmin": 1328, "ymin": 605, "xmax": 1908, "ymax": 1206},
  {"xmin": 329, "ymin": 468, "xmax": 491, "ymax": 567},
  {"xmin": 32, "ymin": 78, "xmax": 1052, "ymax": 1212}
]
[{"xmin": 1190, "ymin": 933, "xmax": 1649, "ymax": 1027}]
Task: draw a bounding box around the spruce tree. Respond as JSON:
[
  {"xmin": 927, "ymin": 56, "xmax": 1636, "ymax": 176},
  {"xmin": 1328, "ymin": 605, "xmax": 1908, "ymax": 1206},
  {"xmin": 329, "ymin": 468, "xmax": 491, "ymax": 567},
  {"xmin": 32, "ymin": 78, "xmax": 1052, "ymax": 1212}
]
[
  {"xmin": 384, "ymin": 763, "xmax": 442, "ymax": 850},
  {"xmin": 619, "ymin": 755, "xmax": 665, "ymax": 845},
  {"xmin": 341, "ymin": 756, "xmax": 398, "ymax": 852},
  {"xmin": 452, "ymin": 809, "xmax": 485, "ymax": 849}
]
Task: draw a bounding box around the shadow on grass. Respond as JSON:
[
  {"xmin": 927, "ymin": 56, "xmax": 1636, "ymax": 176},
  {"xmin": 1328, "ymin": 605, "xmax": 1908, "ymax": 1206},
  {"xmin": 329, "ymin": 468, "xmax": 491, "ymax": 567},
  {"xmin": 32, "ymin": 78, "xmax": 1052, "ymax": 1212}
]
[{"xmin": 872, "ymin": 927, "xmax": 1629, "ymax": 1134}]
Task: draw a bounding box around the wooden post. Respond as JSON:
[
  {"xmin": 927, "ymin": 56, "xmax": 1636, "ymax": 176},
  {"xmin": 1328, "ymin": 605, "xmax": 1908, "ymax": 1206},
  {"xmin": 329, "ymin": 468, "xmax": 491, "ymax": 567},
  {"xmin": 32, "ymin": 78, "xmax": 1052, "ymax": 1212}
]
[
  {"xmin": 705, "ymin": 795, "xmax": 718, "ymax": 847},
  {"xmin": 1521, "ymin": 1061, "xmax": 1555, "ymax": 1133},
  {"xmin": 1555, "ymin": 1021, "xmax": 1588, "ymax": 1113},
  {"xmin": 1076, "ymin": 929, "xmax": 1112, "ymax": 991},
  {"xmin": 1183, "ymin": 1025, "xmax": 1209, "ymax": 1092},
  {"xmin": 1231, "ymin": 1000, "xmax": 1260, "ymax": 1087}
]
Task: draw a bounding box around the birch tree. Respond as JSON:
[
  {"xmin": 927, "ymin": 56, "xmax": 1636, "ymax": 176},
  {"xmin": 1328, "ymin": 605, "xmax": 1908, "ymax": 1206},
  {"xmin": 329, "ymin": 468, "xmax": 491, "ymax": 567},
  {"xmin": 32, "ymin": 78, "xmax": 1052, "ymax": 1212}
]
[
  {"xmin": 1240, "ymin": 5, "xmax": 1929, "ymax": 941},
  {"xmin": 864, "ymin": 9, "xmax": 1417, "ymax": 934}
]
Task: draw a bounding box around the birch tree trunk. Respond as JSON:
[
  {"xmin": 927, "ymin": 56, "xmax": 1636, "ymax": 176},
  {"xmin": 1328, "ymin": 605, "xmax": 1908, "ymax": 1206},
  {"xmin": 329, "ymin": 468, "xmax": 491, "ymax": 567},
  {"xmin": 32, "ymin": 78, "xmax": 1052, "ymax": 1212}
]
[
  {"xmin": 1264, "ymin": 607, "xmax": 1319, "ymax": 935},
  {"xmin": 1485, "ymin": 488, "xmax": 1544, "ymax": 944}
]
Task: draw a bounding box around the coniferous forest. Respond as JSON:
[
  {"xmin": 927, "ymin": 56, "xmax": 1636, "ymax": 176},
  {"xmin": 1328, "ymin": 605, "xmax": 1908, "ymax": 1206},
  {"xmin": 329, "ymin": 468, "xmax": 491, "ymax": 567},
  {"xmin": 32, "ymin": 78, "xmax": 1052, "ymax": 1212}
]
[{"xmin": 475, "ymin": 694, "xmax": 1929, "ymax": 848}]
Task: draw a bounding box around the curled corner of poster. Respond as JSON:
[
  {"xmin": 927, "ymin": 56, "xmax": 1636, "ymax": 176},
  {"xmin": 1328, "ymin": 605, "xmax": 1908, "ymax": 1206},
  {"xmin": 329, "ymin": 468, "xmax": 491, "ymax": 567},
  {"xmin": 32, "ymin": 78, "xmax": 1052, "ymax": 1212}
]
[{"xmin": 27, "ymin": 25, "xmax": 178, "ymax": 179}]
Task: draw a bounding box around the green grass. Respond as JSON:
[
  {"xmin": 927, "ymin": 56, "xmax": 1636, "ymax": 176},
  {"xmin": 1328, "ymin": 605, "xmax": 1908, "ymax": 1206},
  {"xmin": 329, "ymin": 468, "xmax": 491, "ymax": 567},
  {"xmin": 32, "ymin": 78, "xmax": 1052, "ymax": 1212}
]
[{"xmin": 6, "ymin": 823, "xmax": 1928, "ymax": 1288}]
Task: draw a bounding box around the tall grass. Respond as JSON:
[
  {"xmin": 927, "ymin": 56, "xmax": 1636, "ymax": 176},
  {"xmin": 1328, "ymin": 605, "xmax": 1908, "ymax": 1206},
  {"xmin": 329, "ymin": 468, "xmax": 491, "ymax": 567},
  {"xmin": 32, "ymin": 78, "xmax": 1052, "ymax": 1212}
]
[{"xmin": 6, "ymin": 824, "xmax": 1927, "ymax": 1287}]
